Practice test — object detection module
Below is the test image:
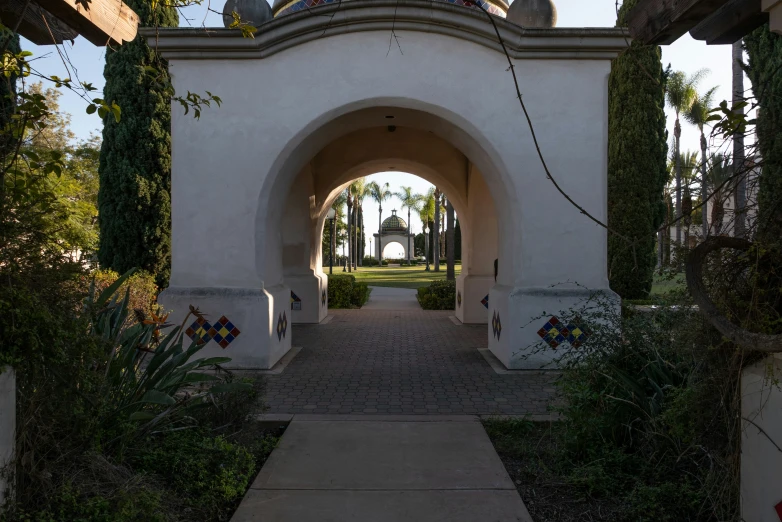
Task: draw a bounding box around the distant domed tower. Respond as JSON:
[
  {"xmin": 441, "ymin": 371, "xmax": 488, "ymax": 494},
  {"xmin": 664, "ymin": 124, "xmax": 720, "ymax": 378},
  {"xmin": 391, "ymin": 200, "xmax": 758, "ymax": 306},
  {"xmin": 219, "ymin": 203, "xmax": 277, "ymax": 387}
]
[
  {"xmin": 381, "ymin": 210, "xmax": 409, "ymax": 234},
  {"xmin": 507, "ymin": 0, "xmax": 557, "ymax": 27}
]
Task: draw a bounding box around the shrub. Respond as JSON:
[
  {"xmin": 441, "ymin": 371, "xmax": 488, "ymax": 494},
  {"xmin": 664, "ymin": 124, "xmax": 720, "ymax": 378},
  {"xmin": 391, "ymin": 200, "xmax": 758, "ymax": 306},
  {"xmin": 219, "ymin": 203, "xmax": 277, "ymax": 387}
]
[
  {"xmin": 131, "ymin": 429, "xmax": 256, "ymax": 519},
  {"xmin": 91, "ymin": 268, "xmax": 159, "ymax": 316},
  {"xmin": 362, "ymin": 256, "xmax": 380, "ymax": 266},
  {"xmin": 551, "ymin": 295, "xmax": 738, "ymax": 520},
  {"xmin": 417, "ymin": 280, "xmax": 455, "ymax": 310},
  {"xmin": 352, "ymin": 282, "xmax": 371, "ymax": 307},
  {"xmin": 328, "ymin": 274, "xmax": 371, "ymax": 308}
]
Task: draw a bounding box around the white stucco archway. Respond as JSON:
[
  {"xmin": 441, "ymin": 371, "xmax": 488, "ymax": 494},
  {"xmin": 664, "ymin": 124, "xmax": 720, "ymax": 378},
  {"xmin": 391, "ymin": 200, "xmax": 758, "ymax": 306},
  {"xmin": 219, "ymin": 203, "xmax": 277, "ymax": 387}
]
[
  {"xmin": 148, "ymin": 1, "xmax": 624, "ymax": 370},
  {"xmin": 380, "ymin": 239, "xmax": 410, "ymax": 260}
]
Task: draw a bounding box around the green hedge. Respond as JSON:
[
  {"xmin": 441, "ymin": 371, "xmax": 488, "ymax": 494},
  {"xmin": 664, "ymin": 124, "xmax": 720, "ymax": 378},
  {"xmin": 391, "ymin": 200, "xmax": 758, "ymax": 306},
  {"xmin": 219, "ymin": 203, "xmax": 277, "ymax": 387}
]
[
  {"xmin": 417, "ymin": 280, "xmax": 455, "ymax": 310},
  {"xmin": 328, "ymin": 274, "xmax": 371, "ymax": 308}
]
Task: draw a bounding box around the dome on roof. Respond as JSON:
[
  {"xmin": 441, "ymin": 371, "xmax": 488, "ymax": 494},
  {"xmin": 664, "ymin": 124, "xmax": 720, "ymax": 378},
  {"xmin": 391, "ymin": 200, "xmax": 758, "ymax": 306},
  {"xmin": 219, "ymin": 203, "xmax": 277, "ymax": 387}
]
[
  {"xmin": 506, "ymin": 0, "xmax": 557, "ymax": 28},
  {"xmin": 223, "ymin": 0, "xmax": 273, "ymax": 28},
  {"xmin": 381, "ymin": 211, "xmax": 408, "ymax": 233}
]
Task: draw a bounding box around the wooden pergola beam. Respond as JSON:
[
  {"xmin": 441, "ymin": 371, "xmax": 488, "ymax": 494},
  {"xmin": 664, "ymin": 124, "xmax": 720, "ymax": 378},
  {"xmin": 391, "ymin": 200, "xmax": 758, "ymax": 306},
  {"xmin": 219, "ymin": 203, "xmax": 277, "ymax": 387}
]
[
  {"xmin": 627, "ymin": 0, "xmax": 732, "ymax": 44},
  {"xmin": 690, "ymin": 0, "xmax": 768, "ymax": 44},
  {"xmin": 6, "ymin": 0, "xmax": 139, "ymax": 47},
  {"xmin": 1, "ymin": 0, "xmax": 79, "ymax": 44},
  {"xmin": 35, "ymin": 0, "xmax": 139, "ymax": 46}
]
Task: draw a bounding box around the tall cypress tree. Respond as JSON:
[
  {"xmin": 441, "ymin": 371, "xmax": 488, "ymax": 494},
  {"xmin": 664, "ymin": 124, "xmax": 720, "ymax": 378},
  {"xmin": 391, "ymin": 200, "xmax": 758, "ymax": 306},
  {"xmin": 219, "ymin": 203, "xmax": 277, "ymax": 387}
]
[
  {"xmin": 98, "ymin": 0, "xmax": 178, "ymax": 287},
  {"xmin": 745, "ymin": 25, "xmax": 782, "ymax": 247},
  {"xmin": 607, "ymin": 0, "xmax": 668, "ymax": 299}
]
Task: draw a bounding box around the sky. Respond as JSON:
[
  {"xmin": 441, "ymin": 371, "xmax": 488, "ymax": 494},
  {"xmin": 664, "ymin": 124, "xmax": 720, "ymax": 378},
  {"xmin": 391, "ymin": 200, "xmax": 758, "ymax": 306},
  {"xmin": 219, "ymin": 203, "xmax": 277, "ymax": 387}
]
[{"xmin": 19, "ymin": 0, "xmax": 742, "ymax": 259}]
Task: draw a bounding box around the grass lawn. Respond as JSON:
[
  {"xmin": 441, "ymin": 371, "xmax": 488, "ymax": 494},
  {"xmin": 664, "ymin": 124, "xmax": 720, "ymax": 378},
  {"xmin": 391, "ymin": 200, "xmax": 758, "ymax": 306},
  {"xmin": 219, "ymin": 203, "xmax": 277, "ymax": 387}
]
[
  {"xmin": 345, "ymin": 264, "xmax": 461, "ymax": 289},
  {"xmin": 650, "ymin": 272, "xmax": 686, "ymax": 296}
]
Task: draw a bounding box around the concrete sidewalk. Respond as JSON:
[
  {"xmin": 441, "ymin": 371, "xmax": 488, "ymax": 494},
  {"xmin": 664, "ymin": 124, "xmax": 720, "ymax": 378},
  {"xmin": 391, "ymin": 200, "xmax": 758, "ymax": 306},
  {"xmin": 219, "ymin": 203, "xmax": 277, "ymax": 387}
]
[
  {"xmin": 361, "ymin": 286, "xmax": 420, "ymax": 310},
  {"xmin": 231, "ymin": 415, "xmax": 532, "ymax": 521}
]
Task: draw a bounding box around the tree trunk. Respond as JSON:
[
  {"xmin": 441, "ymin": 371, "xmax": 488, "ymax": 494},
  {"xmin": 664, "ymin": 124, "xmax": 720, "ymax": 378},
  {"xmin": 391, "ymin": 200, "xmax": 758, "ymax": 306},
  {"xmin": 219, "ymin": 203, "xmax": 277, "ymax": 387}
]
[
  {"xmin": 433, "ymin": 188, "xmax": 441, "ymax": 271},
  {"xmin": 407, "ymin": 207, "xmax": 412, "ymax": 264},
  {"xmin": 732, "ymin": 40, "xmax": 746, "ymax": 238},
  {"xmin": 674, "ymin": 117, "xmax": 682, "ymax": 259},
  {"xmin": 446, "ymin": 199, "xmax": 455, "ymax": 280},
  {"xmin": 347, "ymin": 195, "xmax": 352, "ymax": 273},
  {"xmin": 331, "ymin": 214, "xmax": 336, "ymax": 270},
  {"xmin": 377, "ymin": 205, "xmax": 382, "ymax": 262},
  {"xmin": 700, "ymin": 131, "xmax": 709, "ymax": 239},
  {"xmin": 358, "ymin": 207, "xmax": 363, "ymax": 267}
]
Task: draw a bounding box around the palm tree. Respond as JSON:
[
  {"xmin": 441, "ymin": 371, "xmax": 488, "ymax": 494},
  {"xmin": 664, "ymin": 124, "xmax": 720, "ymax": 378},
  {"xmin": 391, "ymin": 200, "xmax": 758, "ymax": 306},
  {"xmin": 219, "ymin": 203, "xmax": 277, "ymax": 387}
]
[
  {"xmin": 331, "ymin": 191, "xmax": 347, "ymax": 267},
  {"xmin": 708, "ymin": 154, "xmax": 732, "ymax": 236},
  {"xmin": 446, "ymin": 195, "xmax": 455, "ymax": 281},
  {"xmin": 368, "ymin": 181, "xmax": 392, "ymax": 261},
  {"xmin": 351, "ymin": 178, "xmax": 368, "ymax": 268},
  {"xmin": 345, "ymin": 187, "xmax": 352, "ymax": 272},
  {"xmin": 666, "ymin": 69, "xmax": 706, "ymax": 258},
  {"xmin": 684, "ymin": 84, "xmax": 717, "ymax": 239},
  {"xmin": 663, "ymin": 151, "xmax": 698, "ymax": 264},
  {"xmin": 418, "ymin": 189, "xmax": 436, "ymax": 269},
  {"xmin": 395, "ymin": 186, "xmax": 421, "ymax": 265},
  {"xmin": 433, "ymin": 187, "xmax": 441, "ymax": 272},
  {"xmin": 732, "ymin": 41, "xmax": 746, "ymax": 238}
]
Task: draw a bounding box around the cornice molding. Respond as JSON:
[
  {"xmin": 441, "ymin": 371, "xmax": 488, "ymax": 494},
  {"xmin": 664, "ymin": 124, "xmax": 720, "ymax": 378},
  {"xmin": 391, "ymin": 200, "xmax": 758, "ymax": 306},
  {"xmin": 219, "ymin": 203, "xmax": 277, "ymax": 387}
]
[{"xmin": 141, "ymin": 0, "xmax": 628, "ymax": 60}]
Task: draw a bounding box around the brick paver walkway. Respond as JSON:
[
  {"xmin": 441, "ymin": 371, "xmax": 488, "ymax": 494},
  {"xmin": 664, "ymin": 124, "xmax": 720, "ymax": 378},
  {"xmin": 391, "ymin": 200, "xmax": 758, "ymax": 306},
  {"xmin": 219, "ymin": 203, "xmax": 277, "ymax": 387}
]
[{"xmin": 264, "ymin": 309, "xmax": 557, "ymax": 415}]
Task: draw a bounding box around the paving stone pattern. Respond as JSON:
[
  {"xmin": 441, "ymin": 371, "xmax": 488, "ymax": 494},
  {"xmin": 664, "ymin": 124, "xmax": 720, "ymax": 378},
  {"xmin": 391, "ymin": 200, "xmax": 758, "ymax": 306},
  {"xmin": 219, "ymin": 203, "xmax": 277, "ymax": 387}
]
[{"xmin": 264, "ymin": 310, "xmax": 557, "ymax": 415}]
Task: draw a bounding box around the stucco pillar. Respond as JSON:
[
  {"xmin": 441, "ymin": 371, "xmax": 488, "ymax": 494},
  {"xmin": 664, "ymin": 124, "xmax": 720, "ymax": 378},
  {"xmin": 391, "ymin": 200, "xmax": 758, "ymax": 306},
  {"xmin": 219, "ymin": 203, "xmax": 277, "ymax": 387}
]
[
  {"xmin": 741, "ymin": 355, "xmax": 782, "ymax": 522},
  {"xmin": 455, "ymin": 165, "xmax": 496, "ymax": 325},
  {"xmin": 157, "ymin": 111, "xmax": 291, "ymax": 370},
  {"xmin": 282, "ymin": 169, "xmax": 328, "ymax": 325}
]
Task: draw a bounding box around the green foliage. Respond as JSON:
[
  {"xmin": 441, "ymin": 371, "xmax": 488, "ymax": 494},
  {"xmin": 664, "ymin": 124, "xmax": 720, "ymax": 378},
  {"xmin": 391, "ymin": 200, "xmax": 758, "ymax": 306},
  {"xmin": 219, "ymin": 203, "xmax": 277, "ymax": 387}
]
[
  {"xmin": 352, "ymin": 281, "xmax": 371, "ymax": 307},
  {"xmin": 91, "ymin": 268, "xmax": 159, "ymax": 315},
  {"xmin": 98, "ymin": 0, "xmax": 179, "ymax": 288},
  {"xmin": 131, "ymin": 429, "xmax": 256, "ymax": 519},
  {"xmin": 327, "ymin": 274, "xmax": 371, "ymax": 308},
  {"xmin": 607, "ymin": 0, "xmax": 668, "ymax": 299},
  {"xmin": 486, "ymin": 296, "xmax": 740, "ymax": 521},
  {"xmin": 745, "ymin": 26, "xmax": 782, "ymax": 248},
  {"xmin": 416, "ymin": 280, "xmax": 455, "ymax": 310}
]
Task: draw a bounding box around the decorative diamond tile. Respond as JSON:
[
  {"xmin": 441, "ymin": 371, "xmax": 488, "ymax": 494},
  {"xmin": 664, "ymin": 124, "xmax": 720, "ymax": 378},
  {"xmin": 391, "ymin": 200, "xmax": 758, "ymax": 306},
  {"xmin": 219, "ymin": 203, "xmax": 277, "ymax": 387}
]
[
  {"xmin": 207, "ymin": 315, "xmax": 241, "ymax": 349},
  {"xmin": 322, "ymin": 289, "xmax": 327, "ymax": 307},
  {"xmin": 537, "ymin": 316, "xmax": 588, "ymax": 349},
  {"xmin": 291, "ymin": 291, "xmax": 302, "ymax": 311},
  {"xmin": 457, "ymin": 291, "xmax": 462, "ymax": 307},
  {"xmin": 276, "ymin": 311, "xmax": 288, "ymax": 341},
  {"xmin": 491, "ymin": 310, "xmax": 502, "ymax": 340},
  {"xmin": 481, "ymin": 294, "xmax": 489, "ymax": 309},
  {"xmin": 185, "ymin": 317, "xmax": 212, "ymax": 346}
]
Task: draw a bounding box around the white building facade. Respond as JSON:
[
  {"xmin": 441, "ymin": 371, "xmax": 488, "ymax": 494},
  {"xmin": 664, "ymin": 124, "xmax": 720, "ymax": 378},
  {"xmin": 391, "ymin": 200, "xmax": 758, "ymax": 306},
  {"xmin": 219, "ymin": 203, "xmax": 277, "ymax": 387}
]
[{"xmin": 145, "ymin": 0, "xmax": 624, "ymax": 370}]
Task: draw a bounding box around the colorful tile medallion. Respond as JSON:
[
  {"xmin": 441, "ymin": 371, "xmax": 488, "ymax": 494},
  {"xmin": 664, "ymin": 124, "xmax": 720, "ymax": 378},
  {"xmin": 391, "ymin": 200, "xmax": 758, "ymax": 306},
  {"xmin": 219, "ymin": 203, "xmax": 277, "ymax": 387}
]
[
  {"xmin": 536, "ymin": 316, "xmax": 589, "ymax": 349},
  {"xmin": 491, "ymin": 310, "xmax": 502, "ymax": 340},
  {"xmin": 207, "ymin": 315, "xmax": 241, "ymax": 349},
  {"xmin": 276, "ymin": 0, "xmax": 505, "ymax": 16},
  {"xmin": 322, "ymin": 289, "xmax": 327, "ymax": 307},
  {"xmin": 185, "ymin": 317, "xmax": 212, "ymax": 346},
  {"xmin": 291, "ymin": 291, "xmax": 302, "ymax": 311},
  {"xmin": 481, "ymin": 294, "xmax": 489, "ymax": 309},
  {"xmin": 457, "ymin": 291, "xmax": 462, "ymax": 307},
  {"xmin": 276, "ymin": 311, "xmax": 288, "ymax": 341}
]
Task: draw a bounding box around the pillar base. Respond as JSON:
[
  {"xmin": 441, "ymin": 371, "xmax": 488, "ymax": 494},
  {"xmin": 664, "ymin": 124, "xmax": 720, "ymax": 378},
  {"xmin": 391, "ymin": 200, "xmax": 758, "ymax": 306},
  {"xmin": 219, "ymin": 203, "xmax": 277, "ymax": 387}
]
[
  {"xmin": 488, "ymin": 285, "xmax": 620, "ymax": 369},
  {"xmin": 285, "ymin": 273, "xmax": 328, "ymax": 324},
  {"xmin": 455, "ymin": 274, "xmax": 493, "ymax": 324},
  {"xmin": 158, "ymin": 285, "xmax": 292, "ymax": 369}
]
